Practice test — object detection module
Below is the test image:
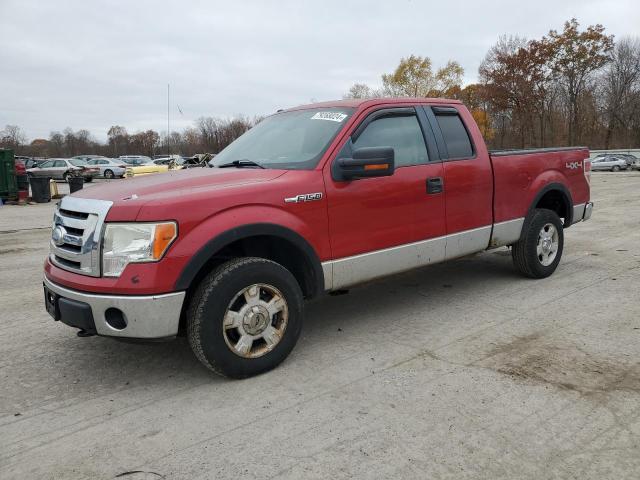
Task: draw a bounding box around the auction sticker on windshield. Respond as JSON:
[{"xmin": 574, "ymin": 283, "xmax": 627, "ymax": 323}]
[{"xmin": 311, "ymin": 112, "xmax": 348, "ymax": 122}]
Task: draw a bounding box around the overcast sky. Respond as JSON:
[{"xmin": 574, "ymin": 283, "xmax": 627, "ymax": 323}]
[{"xmin": 1, "ymin": 0, "xmax": 638, "ymax": 142}]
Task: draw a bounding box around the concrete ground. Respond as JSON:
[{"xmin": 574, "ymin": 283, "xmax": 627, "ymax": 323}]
[{"xmin": 1, "ymin": 173, "xmax": 639, "ymax": 479}]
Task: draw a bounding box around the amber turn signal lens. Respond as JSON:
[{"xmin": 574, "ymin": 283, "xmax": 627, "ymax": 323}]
[
  {"xmin": 152, "ymin": 222, "xmax": 177, "ymax": 259},
  {"xmin": 364, "ymin": 163, "xmax": 389, "ymax": 171}
]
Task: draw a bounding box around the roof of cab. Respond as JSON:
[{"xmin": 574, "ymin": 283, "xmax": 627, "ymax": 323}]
[{"xmin": 284, "ymin": 97, "xmax": 462, "ymax": 112}]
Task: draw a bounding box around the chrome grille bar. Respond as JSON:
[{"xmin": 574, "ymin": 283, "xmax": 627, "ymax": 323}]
[{"xmin": 50, "ymin": 197, "xmax": 113, "ymax": 277}]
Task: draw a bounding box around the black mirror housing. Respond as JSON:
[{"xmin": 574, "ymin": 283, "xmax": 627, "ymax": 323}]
[{"xmin": 334, "ymin": 146, "xmax": 395, "ymax": 181}]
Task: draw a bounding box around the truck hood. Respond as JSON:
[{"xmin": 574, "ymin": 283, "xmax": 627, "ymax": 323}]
[{"xmin": 71, "ymin": 167, "xmax": 286, "ymax": 220}]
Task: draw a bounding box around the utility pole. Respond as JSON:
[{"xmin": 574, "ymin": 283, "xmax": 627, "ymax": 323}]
[{"xmin": 167, "ymin": 83, "xmax": 170, "ymax": 157}]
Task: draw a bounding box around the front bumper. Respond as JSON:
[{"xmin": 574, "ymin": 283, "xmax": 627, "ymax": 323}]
[{"xmin": 44, "ymin": 276, "xmax": 185, "ymax": 339}]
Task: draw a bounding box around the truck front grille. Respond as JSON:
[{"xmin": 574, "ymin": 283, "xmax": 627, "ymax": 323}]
[{"xmin": 50, "ymin": 197, "xmax": 113, "ymax": 277}]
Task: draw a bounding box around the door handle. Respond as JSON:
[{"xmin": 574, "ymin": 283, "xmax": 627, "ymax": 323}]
[{"xmin": 426, "ymin": 177, "xmax": 443, "ymax": 194}]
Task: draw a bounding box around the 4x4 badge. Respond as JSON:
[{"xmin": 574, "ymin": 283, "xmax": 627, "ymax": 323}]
[{"xmin": 284, "ymin": 192, "xmax": 323, "ymax": 203}]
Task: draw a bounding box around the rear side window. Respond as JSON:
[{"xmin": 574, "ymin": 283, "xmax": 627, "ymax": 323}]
[
  {"xmin": 353, "ymin": 115, "xmax": 429, "ymax": 168},
  {"xmin": 434, "ymin": 112, "xmax": 473, "ymax": 159}
]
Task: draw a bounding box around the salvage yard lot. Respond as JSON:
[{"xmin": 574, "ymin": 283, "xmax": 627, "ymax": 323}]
[{"xmin": 1, "ymin": 173, "xmax": 639, "ymax": 479}]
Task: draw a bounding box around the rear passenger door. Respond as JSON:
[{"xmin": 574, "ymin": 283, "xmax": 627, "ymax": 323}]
[
  {"xmin": 52, "ymin": 160, "xmax": 68, "ymax": 179},
  {"xmin": 422, "ymin": 105, "xmax": 494, "ymax": 259}
]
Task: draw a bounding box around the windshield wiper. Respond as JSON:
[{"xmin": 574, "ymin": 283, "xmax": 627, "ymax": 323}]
[{"xmin": 217, "ymin": 159, "xmax": 265, "ymax": 169}]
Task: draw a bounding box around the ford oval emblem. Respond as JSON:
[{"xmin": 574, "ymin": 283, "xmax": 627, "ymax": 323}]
[{"xmin": 52, "ymin": 226, "xmax": 67, "ymax": 246}]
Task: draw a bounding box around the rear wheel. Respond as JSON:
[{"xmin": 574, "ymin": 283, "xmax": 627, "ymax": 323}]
[
  {"xmin": 612, "ymin": 165, "xmax": 620, "ymax": 172},
  {"xmin": 104, "ymin": 169, "xmax": 114, "ymax": 179},
  {"xmin": 512, "ymin": 208, "xmax": 564, "ymax": 278},
  {"xmin": 187, "ymin": 257, "xmax": 303, "ymax": 378}
]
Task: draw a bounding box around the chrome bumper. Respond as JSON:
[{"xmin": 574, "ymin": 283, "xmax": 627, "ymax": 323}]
[
  {"xmin": 44, "ymin": 276, "xmax": 185, "ymax": 339},
  {"xmin": 572, "ymin": 202, "xmax": 594, "ymax": 224}
]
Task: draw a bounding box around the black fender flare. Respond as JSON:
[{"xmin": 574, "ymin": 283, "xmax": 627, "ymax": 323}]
[
  {"xmin": 174, "ymin": 223, "xmax": 325, "ymax": 298},
  {"xmin": 527, "ymin": 182, "xmax": 574, "ymax": 227}
]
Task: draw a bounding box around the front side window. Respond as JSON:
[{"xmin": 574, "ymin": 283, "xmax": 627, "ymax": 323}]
[
  {"xmin": 54, "ymin": 160, "xmax": 66, "ymax": 167},
  {"xmin": 40, "ymin": 160, "xmax": 53, "ymax": 168},
  {"xmin": 211, "ymin": 107, "xmax": 354, "ymax": 170},
  {"xmin": 434, "ymin": 112, "xmax": 474, "ymax": 159},
  {"xmin": 353, "ymin": 114, "xmax": 429, "ymax": 168}
]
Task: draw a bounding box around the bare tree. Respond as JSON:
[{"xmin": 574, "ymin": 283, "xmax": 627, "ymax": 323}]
[
  {"xmin": 601, "ymin": 37, "xmax": 640, "ymax": 148},
  {"xmin": 49, "ymin": 131, "xmax": 65, "ymax": 157},
  {"xmin": 343, "ymin": 83, "xmax": 377, "ymax": 99},
  {"xmin": 0, "ymin": 125, "xmax": 26, "ymax": 150}
]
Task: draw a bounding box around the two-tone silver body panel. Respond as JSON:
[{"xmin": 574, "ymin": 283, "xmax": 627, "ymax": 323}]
[
  {"xmin": 44, "ymin": 276, "xmax": 185, "ymax": 338},
  {"xmin": 322, "ymin": 219, "xmax": 524, "ymax": 290},
  {"xmin": 322, "ymin": 200, "xmax": 594, "ymax": 291}
]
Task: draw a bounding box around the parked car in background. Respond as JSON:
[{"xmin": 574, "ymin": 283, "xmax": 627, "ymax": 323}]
[
  {"xmin": 14, "ymin": 156, "xmax": 41, "ymax": 169},
  {"xmin": 590, "ymin": 155, "xmax": 628, "ymax": 172},
  {"xmin": 87, "ymin": 157, "xmax": 127, "ymax": 179},
  {"xmin": 119, "ymin": 155, "xmax": 153, "ymax": 164},
  {"xmin": 120, "ymin": 156, "xmax": 169, "ymax": 177},
  {"xmin": 27, "ymin": 158, "xmax": 100, "ymax": 181},
  {"xmin": 617, "ymin": 154, "xmax": 638, "ymax": 166},
  {"xmin": 72, "ymin": 155, "xmax": 102, "ymax": 162}
]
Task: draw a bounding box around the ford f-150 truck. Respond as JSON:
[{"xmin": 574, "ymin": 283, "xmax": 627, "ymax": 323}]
[{"xmin": 43, "ymin": 98, "xmax": 593, "ymax": 378}]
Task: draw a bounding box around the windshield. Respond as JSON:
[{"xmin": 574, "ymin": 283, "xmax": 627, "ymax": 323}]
[
  {"xmin": 69, "ymin": 159, "xmax": 88, "ymax": 166},
  {"xmin": 211, "ymin": 107, "xmax": 354, "ymax": 170}
]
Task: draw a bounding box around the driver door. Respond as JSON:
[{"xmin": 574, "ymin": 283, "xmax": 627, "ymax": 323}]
[{"xmin": 323, "ymin": 106, "xmax": 446, "ymax": 289}]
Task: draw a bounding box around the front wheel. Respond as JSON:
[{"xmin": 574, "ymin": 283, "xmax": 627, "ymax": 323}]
[
  {"xmin": 512, "ymin": 208, "xmax": 564, "ymax": 278},
  {"xmin": 104, "ymin": 169, "xmax": 114, "ymax": 179},
  {"xmin": 187, "ymin": 257, "xmax": 304, "ymax": 378}
]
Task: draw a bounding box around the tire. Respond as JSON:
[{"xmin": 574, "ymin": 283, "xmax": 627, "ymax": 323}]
[
  {"xmin": 104, "ymin": 169, "xmax": 114, "ymax": 179},
  {"xmin": 512, "ymin": 208, "xmax": 564, "ymax": 279},
  {"xmin": 85, "ymin": 176, "xmax": 93, "ymax": 183},
  {"xmin": 187, "ymin": 257, "xmax": 304, "ymax": 379},
  {"xmin": 612, "ymin": 165, "xmax": 620, "ymax": 172}
]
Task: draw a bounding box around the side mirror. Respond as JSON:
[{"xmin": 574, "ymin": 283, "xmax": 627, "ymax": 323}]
[{"xmin": 334, "ymin": 146, "xmax": 395, "ymax": 181}]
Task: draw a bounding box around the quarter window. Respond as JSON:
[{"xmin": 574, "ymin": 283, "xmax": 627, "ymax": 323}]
[
  {"xmin": 434, "ymin": 112, "xmax": 474, "ymax": 159},
  {"xmin": 353, "ymin": 115, "xmax": 429, "ymax": 168}
]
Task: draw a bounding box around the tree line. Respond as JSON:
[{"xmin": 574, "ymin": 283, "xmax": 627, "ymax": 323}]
[
  {"xmin": 0, "ymin": 116, "xmax": 258, "ymax": 159},
  {"xmin": 2, "ymin": 18, "xmax": 639, "ymax": 157},
  {"xmin": 345, "ymin": 19, "xmax": 639, "ymax": 150}
]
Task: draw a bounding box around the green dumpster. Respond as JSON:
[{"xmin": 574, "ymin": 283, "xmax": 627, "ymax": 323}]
[{"xmin": 0, "ymin": 149, "xmax": 18, "ymax": 201}]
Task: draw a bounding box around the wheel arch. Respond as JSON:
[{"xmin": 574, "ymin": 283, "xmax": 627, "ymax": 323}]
[
  {"xmin": 175, "ymin": 223, "xmax": 325, "ymax": 300},
  {"xmin": 528, "ymin": 183, "xmax": 574, "ymax": 228}
]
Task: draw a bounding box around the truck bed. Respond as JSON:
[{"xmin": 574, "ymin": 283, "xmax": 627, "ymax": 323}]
[{"xmin": 489, "ymin": 146, "xmax": 590, "ymax": 225}]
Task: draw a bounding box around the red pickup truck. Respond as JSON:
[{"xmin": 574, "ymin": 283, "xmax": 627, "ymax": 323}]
[{"xmin": 44, "ymin": 98, "xmax": 593, "ymax": 378}]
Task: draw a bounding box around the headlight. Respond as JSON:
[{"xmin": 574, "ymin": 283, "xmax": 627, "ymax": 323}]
[{"xmin": 102, "ymin": 222, "xmax": 177, "ymax": 277}]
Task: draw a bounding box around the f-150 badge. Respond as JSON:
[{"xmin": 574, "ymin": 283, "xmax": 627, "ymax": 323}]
[{"xmin": 285, "ymin": 192, "xmax": 323, "ymax": 203}]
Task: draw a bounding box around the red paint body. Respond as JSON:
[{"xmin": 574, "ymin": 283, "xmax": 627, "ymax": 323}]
[{"xmin": 44, "ymin": 98, "xmax": 590, "ymax": 295}]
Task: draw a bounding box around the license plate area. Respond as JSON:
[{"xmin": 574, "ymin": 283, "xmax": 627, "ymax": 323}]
[{"xmin": 44, "ymin": 286, "xmax": 60, "ymax": 320}]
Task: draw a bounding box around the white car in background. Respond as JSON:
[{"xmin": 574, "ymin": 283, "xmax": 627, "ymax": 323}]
[
  {"xmin": 86, "ymin": 157, "xmax": 127, "ymax": 179},
  {"xmin": 590, "ymin": 155, "xmax": 629, "ymax": 172}
]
